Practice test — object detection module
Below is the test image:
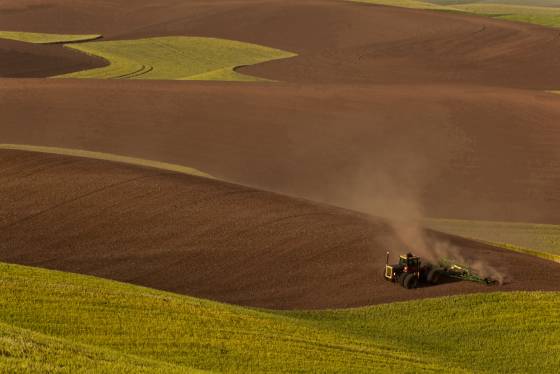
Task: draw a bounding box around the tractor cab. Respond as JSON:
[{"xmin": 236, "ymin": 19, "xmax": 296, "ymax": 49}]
[
  {"xmin": 384, "ymin": 252, "xmax": 420, "ymax": 282},
  {"xmin": 399, "ymin": 253, "xmax": 420, "ymax": 273}
]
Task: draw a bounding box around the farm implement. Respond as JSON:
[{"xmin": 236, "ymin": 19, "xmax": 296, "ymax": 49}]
[{"xmin": 384, "ymin": 252, "xmax": 497, "ymax": 289}]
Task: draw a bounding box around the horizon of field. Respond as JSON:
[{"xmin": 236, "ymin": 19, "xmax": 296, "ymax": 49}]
[
  {"xmin": 2, "ymin": 261, "xmax": 559, "ymax": 373},
  {"xmin": 352, "ymin": 0, "xmax": 560, "ymax": 28}
]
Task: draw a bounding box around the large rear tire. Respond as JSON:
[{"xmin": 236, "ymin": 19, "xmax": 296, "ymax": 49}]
[
  {"xmin": 427, "ymin": 268, "xmax": 442, "ymax": 284},
  {"xmin": 403, "ymin": 273, "xmax": 418, "ymax": 289}
]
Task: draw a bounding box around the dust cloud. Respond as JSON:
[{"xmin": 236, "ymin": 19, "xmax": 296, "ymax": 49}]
[{"xmin": 337, "ymin": 151, "xmax": 507, "ymax": 284}]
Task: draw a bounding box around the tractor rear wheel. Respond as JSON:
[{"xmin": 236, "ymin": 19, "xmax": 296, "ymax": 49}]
[
  {"xmin": 427, "ymin": 268, "xmax": 442, "ymax": 284},
  {"xmin": 403, "ymin": 273, "xmax": 418, "ymax": 289}
]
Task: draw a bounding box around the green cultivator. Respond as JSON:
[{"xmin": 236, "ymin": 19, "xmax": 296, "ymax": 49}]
[
  {"xmin": 437, "ymin": 258, "xmax": 497, "ymax": 285},
  {"xmin": 384, "ymin": 252, "xmax": 497, "ymax": 289}
]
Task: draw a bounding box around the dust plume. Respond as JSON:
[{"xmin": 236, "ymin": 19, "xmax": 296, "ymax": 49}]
[{"xmin": 341, "ymin": 154, "xmax": 507, "ymax": 284}]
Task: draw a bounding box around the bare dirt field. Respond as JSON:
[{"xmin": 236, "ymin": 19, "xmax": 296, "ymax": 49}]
[
  {"xmin": 4, "ymin": 0, "xmax": 560, "ymax": 88},
  {"xmin": 1, "ymin": 150, "xmax": 559, "ymax": 309},
  {"xmin": 2, "ymin": 80, "xmax": 560, "ymax": 224},
  {"xmin": 0, "ymin": 39, "xmax": 106, "ymax": 77},
  {"xmin": 1, "ymin": 0, "xmax": 560, "ymax": 308}
]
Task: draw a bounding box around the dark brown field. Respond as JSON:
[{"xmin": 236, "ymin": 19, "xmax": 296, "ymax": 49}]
[
  {"xmin": 1, "ymin": 0, "xmax": 560, "ymax": 309},
  {"xmin": 0, "ymin": 39, "xmax": 107, "ymax": 78},
  {"xmin": 2, "ymin": 150, "xmax": 559, "ymax": 309}
]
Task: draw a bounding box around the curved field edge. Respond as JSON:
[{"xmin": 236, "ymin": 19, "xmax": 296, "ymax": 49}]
[
  {"xmin": 348, "ymin": 0, "xmax": 455, "ymax": 10},
  {"xmin": 1, "ymin": 262, "xmax": 559, "ymax": 373},
  {"xmin": 349, "ymin": 1, "xmax": 560, "ymax": 29},
  {"xmin": 0, "ymin": 31, "xmax": 101, "ymax": 44},
  {"xmin": 0, "ymin": 144, "xmax": 213, "ymax": 179},
  {"xmin": 430, "ymin": 1, "xmax": 560, "ymax": 6},
  {"xmin": 0, "ymin": 323, "xmax": 203, "ymax": 374},
  {"xmin": 425, "ymin": 218, "xmax": 560, "ymax": 263},
  {"xmin": 55, "ymin": 36, "xmax": 297, "ymax": 81}
]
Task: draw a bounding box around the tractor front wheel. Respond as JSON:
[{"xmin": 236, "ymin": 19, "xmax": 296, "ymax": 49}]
[
  {"xmin": 403, "ymin": 273, "xmax": 418, "ymax": 289},
  {"xmin": 398, "ymin": 272, "xmax": 407, "ymax": 287}
]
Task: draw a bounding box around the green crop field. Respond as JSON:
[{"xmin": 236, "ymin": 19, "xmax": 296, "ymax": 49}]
[
  {"xmin": 0, "ymin": 144, "xmax": 213, "ymax": 179},
  {"xmin": 351, "ymin": 1, "xmax": 560, "ymax": 28},
  {"xmin": 429, "ymin": 1, "xmax": 560, "ymax": 7},
  {"xmin": 56, "ymin": 36, "xmax": 296, "ymax": 81},
  {"xmin": 425, "ymin": 218, "xmax": 560, "ymax": 262},
  {"xmin": 452, "ymin": 3, "xmax": 560, "ymax": 28},
  {"xmin": 0, "ymin": 31, "xmax": 101, "ymax": 44},
  {"xmin": 1, "ymin": 262, "xmax": 559, "ymax": 373},
  {"xmin": 0, "ymin": 322, "xmax": 201, "ymax": 373}
]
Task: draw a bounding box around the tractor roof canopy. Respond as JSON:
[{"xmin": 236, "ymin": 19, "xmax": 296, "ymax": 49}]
[
  {"xmin": 399, "ymin": 254, "xmax": 419, "ymax": 266},
  {"xmin": 400, "ymin": 253, "xmax": 418, "ymax": 260}
]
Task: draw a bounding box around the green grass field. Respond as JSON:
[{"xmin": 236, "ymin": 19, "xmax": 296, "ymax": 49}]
[
  {"xmin": 453, "ymin": 3, "xmax": 560, "ymax": 27},
  {"xmin": 1, "ymin": 262, "xmax": 559, "ymax": 373},
  {"xmin": 425, "ymin": 218, "xmax": 560, "ymax": 263},
  {"xmin": 351, "ymin": 1, "xmax": 560, "ymax": 28},
  {"xmin": 429, "ymin": 1, "xmax": 560, "ymax": 7},
  {"xmin": 0, "ymin": 144, "xmax": 213, "ymax": 179},
  {"xmin": 56, "ymin": 36, "xmax": 296, "ymax": 81},
  {"xmin": 0, "ymin": 31, "xmax": 101, "ymax": 44},
  {"xmin": 0, "ymin": 322, "xmax": 201, "ymax": 373}
]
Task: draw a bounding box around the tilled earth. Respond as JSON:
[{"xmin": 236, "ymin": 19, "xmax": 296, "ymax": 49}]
[
  {"xmin": 1, "ymin": 150, "xmax": 559, "ymax": 309},
  {"xmin": 1, "ymin": 0, "xmax": 560, "ymax": 309}
]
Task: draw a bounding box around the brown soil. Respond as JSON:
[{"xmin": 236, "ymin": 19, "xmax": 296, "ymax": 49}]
[
  {"xmin": 1, "ymin": 0, "xmax": 560, "ymax": 309},
  {"xmin": 2, "ymin": 80, "xmax": 560, "ymax": 224},
  {"xmin": 1, "ymin": 150, "xmax": 559, "ymax": 310},
  {"xmin": 3, "ymin": 0, "xmax": 560, "ymax": 89},
  {"xmin": 0, "ymin": 39, "xmax": 107, "ymax": 77}
]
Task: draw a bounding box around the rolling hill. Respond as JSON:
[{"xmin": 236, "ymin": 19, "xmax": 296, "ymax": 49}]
[
  {"xmin": 1, "ymin": 149, "xmax": 559, "ymax": 309},
  {"xmin": 2, "ymin": 261, "xmax": 558, "ymax": 373}
]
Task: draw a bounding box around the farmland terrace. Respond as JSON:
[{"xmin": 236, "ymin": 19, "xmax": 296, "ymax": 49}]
[
  {"xmin": 1, "ymin": 149, "xmax": 559, "ymax": 309},
  {"xmin": 1, "ymin": 0, "xmax": 560, "ymax": 309}
]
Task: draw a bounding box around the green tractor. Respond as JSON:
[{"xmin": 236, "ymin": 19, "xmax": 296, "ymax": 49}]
[{"xmin": 384, "ymin": 251, "xmax": 496, "ymax": 289}]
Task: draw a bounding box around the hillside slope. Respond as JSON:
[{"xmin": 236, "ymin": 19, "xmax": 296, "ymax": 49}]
[
  {"xmin": 2, "ymin": 81, "xmax": 560, "ymax": 224},
  {"xmin": 0, "ymin": 323, "xmax": 198, "ymax": 374},
  {"xmin": 3, "ymin": 0, "xmax": 560, "ymax": 88},
  {"xmin": 2, "ymin": 1, "xmax": 560, "ymax": 224},
  {"xmin": 2, "ymin": 261, "xmax": 559, "ymax": 373},
  {"xmin": 1, "ymin": 149, "xmax": 559, "ymax": 309}
]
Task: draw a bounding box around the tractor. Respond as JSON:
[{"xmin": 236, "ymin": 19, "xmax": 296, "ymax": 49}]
[{"xmin": 384, "ymin": 251, "xmax": 496, "ymax": 289}]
